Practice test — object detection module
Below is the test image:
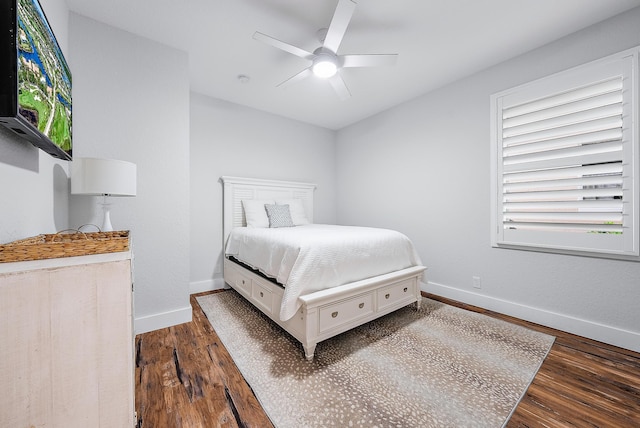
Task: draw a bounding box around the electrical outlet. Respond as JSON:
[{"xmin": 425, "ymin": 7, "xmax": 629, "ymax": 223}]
[{"xmin": 472, "ymin": 276, "xmax": 481, "ymax": 289}]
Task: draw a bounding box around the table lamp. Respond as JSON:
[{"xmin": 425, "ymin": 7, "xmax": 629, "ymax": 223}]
[{"xmin": 71, "ymin": 157, "xmax": 137, "ymax": 231}]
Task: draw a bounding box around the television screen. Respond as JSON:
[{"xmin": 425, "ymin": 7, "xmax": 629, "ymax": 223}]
[{"xmin": 0, "ymin": 0, "xmax": 72, "ymax": 160}]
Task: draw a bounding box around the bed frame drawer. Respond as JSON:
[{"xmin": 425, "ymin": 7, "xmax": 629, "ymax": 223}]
[
  {"xmin": 377, "ymin": 279, "xmax": 416, "ymax": 311},
  {"xmin": 225, "ymin": 261, "xmax": 252, "ymax": 295},
  {"xmin": 318, "ymin": 293, "xmax": 374, "ymax": 334},
  {"xmin": 252, "ymin": 281, "xmax": 274, "ymax": 315}
]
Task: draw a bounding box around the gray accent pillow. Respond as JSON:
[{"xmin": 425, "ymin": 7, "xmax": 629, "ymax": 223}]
[{"xmin": 265, "ymin": 204, "xmax": 294, "ymax": 228}]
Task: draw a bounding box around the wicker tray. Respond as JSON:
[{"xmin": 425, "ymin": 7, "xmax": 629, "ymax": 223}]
[{"xmin": 0, "ymin": 230, "xmax": 130, "ymax": 263}]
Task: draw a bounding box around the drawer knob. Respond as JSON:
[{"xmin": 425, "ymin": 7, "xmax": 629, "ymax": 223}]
[
  {"xmin": 260, "ymin": 291, "xmax": 264, "ymax": 298},
  {"xmin": 358, "ymin": 302, "xmax": 364, "ymax": 309},
  {"xmin": 242, "ymin": 280, "xmax": 245, "ymax": 285},
  {"xmin": 385, "ymin": 293, "xmax": 390, "ymax": 299},
  {"xmin": 331, "ymin": 311, "xmax": 338, "ymax": 318},
  {"xmin": 403, "ymin": 287, "xmax": 408, "ymax": 292}
]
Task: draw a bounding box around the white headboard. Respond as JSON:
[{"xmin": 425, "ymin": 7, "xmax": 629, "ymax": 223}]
[{"xmin": 220, "ymin": 176, "xmax": 317, "ymax": 246}]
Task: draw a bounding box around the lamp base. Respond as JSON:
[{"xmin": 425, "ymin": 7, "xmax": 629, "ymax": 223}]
[{"xmin": 100, "ymin": 196, "xmax": 114, "ymax": 232}]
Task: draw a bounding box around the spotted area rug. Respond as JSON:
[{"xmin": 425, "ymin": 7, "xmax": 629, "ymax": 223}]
[{"xmin": 197, "ymin": 291, "xmax": 554, "ymax": 427}]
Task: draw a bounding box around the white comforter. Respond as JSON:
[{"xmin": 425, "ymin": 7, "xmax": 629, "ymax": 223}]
[{"xmin": 225, "ymin": 224, "xmax": 422, "ymax": 321}]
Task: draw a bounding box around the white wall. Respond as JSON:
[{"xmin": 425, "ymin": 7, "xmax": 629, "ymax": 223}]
[
  {"xmin": 189, "ymin": 93, "xmax": 337, "ymax": 293},
  {"xmin": 336, "ymin": 7, "xmax": 640, "ymax": 352},
  {"xmin": 0, "ymin": 0, "xmax": 69, "ymax": 244},
  {"xmin": 68, "ymin": 14, "xmax": 191, "ymax": 334}
]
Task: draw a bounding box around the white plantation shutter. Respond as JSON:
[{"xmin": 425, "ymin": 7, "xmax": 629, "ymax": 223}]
[{"xmin": 491, "ymin": 48, "xmax": 639, "ymax": 258}]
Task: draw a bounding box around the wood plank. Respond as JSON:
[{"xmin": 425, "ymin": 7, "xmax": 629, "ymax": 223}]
[
  {"xmin": 136, "ymin": 362, "xmax": 176, "ymax": 428},
  {"xmin": 49, "ymin": 265, "xmax": 99, "ymax": 428},
  {"xmin": 0, "ymin": 270, "xmax": 53, "ymax": 427},
  {"xmin": 206, "ymin": 341, "xmax": 273, "ymax": 428},
  {"xmin": 96, "ymin": 260, "xmax": 135, "ymax": 426}
]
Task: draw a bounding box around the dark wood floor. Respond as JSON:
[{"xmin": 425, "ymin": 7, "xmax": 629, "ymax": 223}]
[{"xmin": 135, "ymin": 291, "xmax": 640, "ymax": 427}]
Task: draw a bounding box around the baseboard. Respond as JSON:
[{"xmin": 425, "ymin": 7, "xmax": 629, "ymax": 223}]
[
  {"xmin": 134, "ymin": 305, "xmax": 193, "ymax": 335},
  {"xmin": 189, "ymin": 277, "xmax": 227, "ymax": 294},
  {"xmin": 422, "ymin": 281, "xmax": 640, "ymax": 353},
  {"xmin": 134, "ymin": 279, "xmax": 228, "ymax": 335}
]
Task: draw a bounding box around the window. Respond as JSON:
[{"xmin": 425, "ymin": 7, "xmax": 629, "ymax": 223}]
[{"xmin": 490, "ymin": 47, "xmax": 639, "ymax": 259}]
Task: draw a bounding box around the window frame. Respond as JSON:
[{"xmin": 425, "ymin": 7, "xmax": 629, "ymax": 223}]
[{"xmin": 490, "ymin": 47, "xmax": 640, "ymax": 261}]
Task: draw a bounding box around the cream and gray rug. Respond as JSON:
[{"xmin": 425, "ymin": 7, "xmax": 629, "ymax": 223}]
[{"xmin": 197, "ymin": 291, "xmax": 554, "ymax": 428}]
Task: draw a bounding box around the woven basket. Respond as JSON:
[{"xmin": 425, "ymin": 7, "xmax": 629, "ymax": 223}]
[{"xmin": 0, "ymin": 230, "xmax": 130, "ymax": 263}]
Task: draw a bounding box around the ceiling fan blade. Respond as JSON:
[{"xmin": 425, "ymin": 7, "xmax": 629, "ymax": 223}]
[
  {"xmin": 277, "ymin": 67, "xmax": 313, "ymax": 88},
  {"xmin": 328, "ymin": 73, "xmax": 351, "ymax": 100},
  {"xmin": 323, "ymin": 0, "xmax": 357, "ymax": 53},
  {"xmin": 253, "ymin": 32, "xmax": 314, "ymax": 60},
  {"xmin": 341, "ymin": 54, "xmax": 398, "ymax": 68}
]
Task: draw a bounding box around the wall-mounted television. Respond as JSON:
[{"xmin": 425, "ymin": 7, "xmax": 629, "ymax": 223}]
[{"xmin": 0, "ymin": 0, "xmax": 72, "ymax": 160}]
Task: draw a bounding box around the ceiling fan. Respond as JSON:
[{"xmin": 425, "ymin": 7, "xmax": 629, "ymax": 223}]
[{"xmin": 253, "ymin": 0, "xmax": 398, "ymax": 100}]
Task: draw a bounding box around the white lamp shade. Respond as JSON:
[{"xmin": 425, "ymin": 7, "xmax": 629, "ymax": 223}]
[{"xmin": 71, "ymin": 157, "xmax": 137, "ymax": 196}]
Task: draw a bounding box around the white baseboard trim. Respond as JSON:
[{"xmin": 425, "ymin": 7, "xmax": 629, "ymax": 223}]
[
  {"xmin": 422, "ymin": 281, "xmax": 640, "ymax": 353},
  {"xmin": 134, "ymin": 279, "xmax": 228, "ymax": 335},
  {"xmin": 189, "ymin": 277, "xmax": 227, "ymax": 295},
  {"xmin": 134, "ymin": 305, "xmax": 193, "ymax": 335}
]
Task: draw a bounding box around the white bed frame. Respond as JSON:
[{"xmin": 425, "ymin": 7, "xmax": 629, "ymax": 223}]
[{"xmin": 221, "ymin": 176, "xmax": 426, "ymax": 360}]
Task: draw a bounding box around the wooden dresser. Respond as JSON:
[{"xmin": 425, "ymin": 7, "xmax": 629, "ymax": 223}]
[{"xmin": 0, "ymin": 250, "xmax": 135, "ymax": 427}]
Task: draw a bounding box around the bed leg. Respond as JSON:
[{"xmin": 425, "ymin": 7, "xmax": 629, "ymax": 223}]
[{"xmin": 303, "ymin": 343, "xmax": 316, "ymax": 361}]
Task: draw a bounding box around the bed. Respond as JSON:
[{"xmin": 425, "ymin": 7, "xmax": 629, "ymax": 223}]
[{"xmin": 221, "ymin": 176, "xmax": 426, "ymax": 360}]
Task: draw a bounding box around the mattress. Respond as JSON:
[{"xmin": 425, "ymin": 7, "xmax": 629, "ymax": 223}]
[{"xmin": 225, "ymin": 224, "xmax": 422, "ymax": 321}]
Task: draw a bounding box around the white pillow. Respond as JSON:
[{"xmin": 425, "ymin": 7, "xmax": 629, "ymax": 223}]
[
  {"xmin": 242, "ymin": 199, "xmax": 274, "ymax": 228},
  {"xmin": 276, "ymin": 199, "xmax": 310, "ymax": 225}
]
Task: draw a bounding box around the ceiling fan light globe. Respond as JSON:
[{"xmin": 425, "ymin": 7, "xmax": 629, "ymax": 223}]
[{"xmin": 312, "ymin": 60, "xmax": 337, "ymax": 78}]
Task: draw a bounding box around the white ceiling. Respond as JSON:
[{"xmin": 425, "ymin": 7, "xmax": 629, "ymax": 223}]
[{"xmin": 65, "ymin": 0, "xmax": 640, "ymax": 130}]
